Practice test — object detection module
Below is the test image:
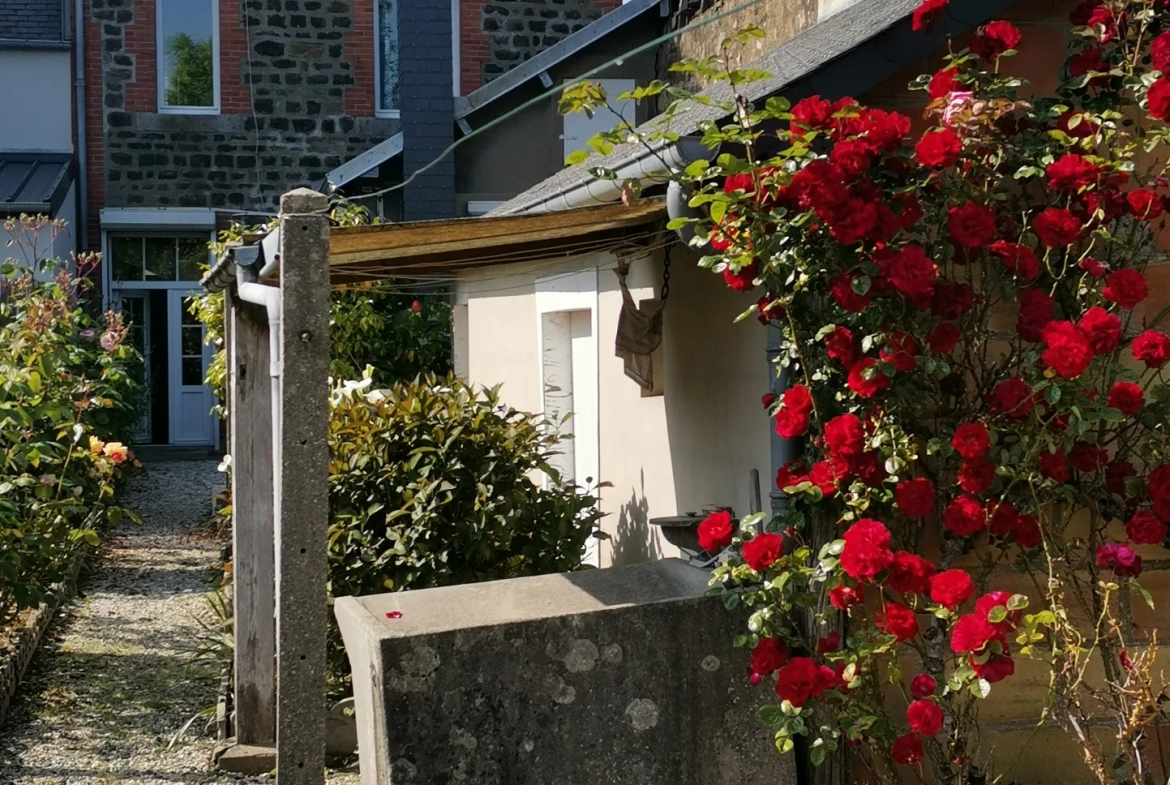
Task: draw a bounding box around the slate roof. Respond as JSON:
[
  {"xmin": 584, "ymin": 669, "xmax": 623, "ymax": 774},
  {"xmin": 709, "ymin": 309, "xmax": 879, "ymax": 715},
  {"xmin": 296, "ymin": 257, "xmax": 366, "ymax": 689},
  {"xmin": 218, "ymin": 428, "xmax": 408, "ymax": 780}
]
[
  {"xmin": 0, "ymin": 0, "xmax": 69, "ymax": 46},
  {"xmin": 491, "ymin": 0, "xmax": 1017, "ymax": 215},
  {"xmin": 0, "ymin": 153, "xmax": 74, "ymax": 216}
]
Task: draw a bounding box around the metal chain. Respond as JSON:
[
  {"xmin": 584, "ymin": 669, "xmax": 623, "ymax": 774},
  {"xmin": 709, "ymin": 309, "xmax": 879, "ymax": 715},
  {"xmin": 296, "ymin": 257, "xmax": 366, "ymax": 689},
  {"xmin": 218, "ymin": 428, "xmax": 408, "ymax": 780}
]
[{"xmin": 660, "ymin": 243, "xmax": 673, "ymax": 303}]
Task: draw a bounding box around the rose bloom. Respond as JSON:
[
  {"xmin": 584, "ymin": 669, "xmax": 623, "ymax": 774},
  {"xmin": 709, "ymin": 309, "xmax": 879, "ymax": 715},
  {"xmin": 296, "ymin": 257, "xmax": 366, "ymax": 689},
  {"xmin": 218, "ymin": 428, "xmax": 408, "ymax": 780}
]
[
  {"xmin": 830, "ymin": 271, "xmax": 873, "ymax": 313},
  {"xmin": 885, "ymin": 245, "xmax": 938, "ymax": 302},
  {"xmin": 1106, "ymin": 460, "xmax": 1137, "ymax": 496},
  {"xmin": 931, "ymin": 281, "xmax": 975, "ymax": 320},
  {"xmin": 825, "ymin": 326, "xmax": 858, "ymax": 368},
  {"xmin": 817, "ymin": 632, "xmax": 841, "ymax": 654},
  {"xmin": 976, "ymin": 590, "xmax": 1022, "ymax": 632},
  {"xmin": 895, "ymin": 477, "xmax": 935, "ymax": 518},
  {"xmin": 929, "ymin": 66, "xmax": 962, "ymax": 99},
  {"xmin": 742, "ymin": 532, "xmax": 784, "ymax": 572},
  {"xmin": 915, "ymin": 128, "xmax": 962, "ymax": 168},
  {"xmin": 775, "ymin": 657, "xmax": 835, "ymax": 707},
  {"xmin": 880, "ymin": 333, "xmax": 920, "ymax": 372},
  {"xmin": 887, "ymin": 551, "xmax": 936, "ymax": 596},
  {"xmin": 809, "ymin": 461, "xmax": 841, "ymax": 497},
  {"xmin": 1046, "ymin": 153, "xmax": 1098, "ymax": 191},
  {"xmin": 1079, "ymin": 257, "xmax": 1106, "ymax": 277},
  {"xmin": 958, "ymin": 459, "xmax": 995, "ymax": 494},
  {"xmin": 928, "ymin": 322, "xmax": 960, "ymax": 354},
  {"xmin": 878, "ymin": 602, "xmax": 920, "ymax": 642},
  {"xmin": 1016, "ymin": 288, "xmax": 1055, "ymax": 343},
  {"xmin": 830, "ymin": 583, "xmax": 864, "ymax": 610},
  {"xmin": 972, "ymin": 20, "xmax": 1021, "ymax": 61},
  {"xmin": 824, "ymin": 413, "xmax": 865, "ymax": 460},
  {"xmin": 990, "ymin": 240, "xmax": 1039, "ymax": 281},
  {"xmin": 761, "ymin": 392, "xmax": 777, "ymax": 409},
  {"xmin": 1059, "ymin": 109, "xmax": 1099, "ymax": 139},
  {"xmin": 912, "ymin": 0, "xmax": 947, "ymax": 31},
  {"xmin": 1077, "ymin": 306, "xmax": 1121, "ymax": 355},
  {"xmin": 1150, "ymin": 463, "xmax": 1170, "ymax": 520},
  {"xmin": 697, "ymin": 510, "xmax": 734, "ymax": 552},
  {"xmin": 1033, "ymin": 207, "xmax": 1082, "ymax": 247},
  {"xmin": 1069, "ymin": 441, "xmax": 1108, "ymax": 473},
  {"xmin": 990, "ymin": 377, "xmax": 1035, "ymax": 419},
  {"xmin": 750, "ymin": 637, "xmax": 790, "ymax": 677},
  {"xmin": 790, "ymin": 95, "xmax": 835, "ymax": 131},
  {"xmin": 988, "ymin": 500, "xmax": 1019, "ymax": 538},
  {"xmin": 775, "ymin": 460, "xmax": 807, "ymax": 492},
  {"xmin": 952, "ymin": 423, "xmax": 990, "ymax": 460},
  {"xmin": 102, "ymin": 442, "xmax": 129, "ymax": 463},
  {"xmin": 1127, "ymin": 512, "xmax": 1167, "ymax": 546},
  {"xmin": 773, "ymin": 403, "xmax": 809, "ymax": 440},
  {"xmin": 1096, "ymin": 542, "xmax": 1143, "ymax": 578},
  {"xmin": 1108, "ymin": 381, "xmax": 1144, "ymax": 416},
  {"xmin": 892, "ymin": 733, "xmax": 925, "ymax": 766},
  {"xmin": 972, "ymin": 649, "xmax": 1016, "ymax": 683},
  {"xmin": 944, "ymin": 495, "xmax": 986, "ymax": 537},
  {"xmin": 722, "ymin": 261, "xmax": 759, "ymax": 293},
  {"xmin": 1041, "ymin": 321, "xmax": 1095, "ymax": 379},
  {"xmin": 907, "ymin": 700, "xmax": 945, "ymax": 736},
  {"xmin": 1038, "ymin": 448, "xmax": 1069, "ymax": 483},
  {"xmin": 1102, "ymin": 269, "xmax": 1148, "ymax": 310},
  {"xmin": 1127, "ymin": 189, "xmax": 1164, "ymax": 220},
  {"xmin": 930, "ymin": 569, "xmax": 975, "ymax": 609},
  {"xmin": 1013, "ymin": 513, "xmax": 1042, "ymax": 548},
  {"xmin": 1133, "ymin": 330, "xmax": 1170, "ymax": 368},
  {"xmin": 847, "ymin": 357, "xmax": 891, "ymax": 399},
  {"xmin": 951, "ymin": 615, "xmax": 999, "ymax": 654},
  {"xmin": 1153, "ymin": 30, "xmax": 1170, "ymax": 72},
  {"xmin": 948, "ymin": 202, "xmax": 997, "ymax": 248},
  {"xmin": 911, "ymin": 674, "xmax": 937, "ymax": 699},
  {"xmin": 840, "ymin": 518, "xmax": 894, "ymax": 580},
  {"xmin": 1148, "ymin": 78, "xmax": 1170, "ymax": 122}
]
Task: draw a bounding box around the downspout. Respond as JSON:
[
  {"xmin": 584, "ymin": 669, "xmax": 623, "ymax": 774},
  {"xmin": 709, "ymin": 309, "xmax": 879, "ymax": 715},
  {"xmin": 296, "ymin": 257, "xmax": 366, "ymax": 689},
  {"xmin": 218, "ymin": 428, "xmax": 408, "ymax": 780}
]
[
  {"xmin": 237, "ymin": 280, "xmax": 281, "ymax": 382},
  {"xmin": 73, "ymin": 0, "xmax": 88, "ymax": 251}
]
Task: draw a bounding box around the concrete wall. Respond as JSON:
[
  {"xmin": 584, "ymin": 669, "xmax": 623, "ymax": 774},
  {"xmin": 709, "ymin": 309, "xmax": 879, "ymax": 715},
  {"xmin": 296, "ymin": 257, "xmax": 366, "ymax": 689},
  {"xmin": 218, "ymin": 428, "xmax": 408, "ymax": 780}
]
[
  {"xmin": 0, "ymin": 50, "xmax": 73, "ymax": 152},
  {"xmin": 458, "ymin": 241, "xmax": 770, "ymax": 568}
]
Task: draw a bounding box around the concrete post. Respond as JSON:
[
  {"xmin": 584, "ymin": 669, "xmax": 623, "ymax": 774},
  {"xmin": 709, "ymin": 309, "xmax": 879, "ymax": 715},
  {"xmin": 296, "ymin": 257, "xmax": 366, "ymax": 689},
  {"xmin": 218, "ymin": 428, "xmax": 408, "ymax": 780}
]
[{"xmin": 275, "ymin": 188, "xmax": 331, "ymax": 784}]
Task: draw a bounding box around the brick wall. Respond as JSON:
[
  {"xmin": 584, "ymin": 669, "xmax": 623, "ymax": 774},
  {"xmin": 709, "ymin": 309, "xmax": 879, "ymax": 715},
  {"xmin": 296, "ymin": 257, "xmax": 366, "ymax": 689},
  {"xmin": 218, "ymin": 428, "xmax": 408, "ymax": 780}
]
[
  {"xmin": 85, "ymin": 0, "xmax": 395, "ymax": 236},
  {"xmin": 459, "ymin": 0, "xmax": 621, "ymax": 96}
]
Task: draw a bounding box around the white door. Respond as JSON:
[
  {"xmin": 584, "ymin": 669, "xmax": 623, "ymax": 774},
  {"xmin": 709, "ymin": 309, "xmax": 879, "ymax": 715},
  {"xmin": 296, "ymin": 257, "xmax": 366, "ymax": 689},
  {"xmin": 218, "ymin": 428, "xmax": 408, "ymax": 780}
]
[
  {"xmin": 116, "ymin": 292, "xmax": 152, "ymax": 443},
  {"xmin": 563, "ymin": 78, "xmax": 636, "ymax": 163},
  {"xmin": 167, "ymin": 290, "xmax": 216, "ymax": 446}
]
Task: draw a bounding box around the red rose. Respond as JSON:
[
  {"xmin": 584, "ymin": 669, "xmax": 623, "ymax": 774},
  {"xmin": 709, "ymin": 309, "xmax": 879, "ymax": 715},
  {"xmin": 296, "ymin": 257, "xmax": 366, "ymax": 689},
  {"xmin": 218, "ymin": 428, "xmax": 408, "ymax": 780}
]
[
  {"xmin": 887, "ymin": 551, "xmax": 936, "ymax": 595},
  {"xmin": 840, "ymin": 519, "xmax": 894, "ymax": 580},
  {"xmin": 825, "ymin": 326, "xmax": 858, "ymax": 368},
  {"xmin": 791, "ymin": 95, "xmax": 835, "ymax": 131},
  {"xmin": 757, "ymin": 296, "xmax": 785, "ymax": 325},
  {"xmin": 892, "ymin": 734, "xmax": 925, "ymax": 767},
  {"xmin": 948, "ymin": 202, "xmax": 997, "ymax": 248},
  {"xmin": 915, "ymin": 128, "xmax": 962, "ymax": 168},
  {"xmin": 1079, "ymin": 257, "xmax": 1107, "ymax": 277},
  {"xmin": 1127, "ymin": 512, "xmax": 1167, "ymax": 545},
  {"xmin": 847, "ymin": 357, "xmax": 891, "ymax": 399},
  {"xmin": 809, "ymin": 461, "xmax": 841, "ymax": 498},
  {"xmin": 829, "ymin": 139, "xmax": 874, "ymax": 179},
  {"xmin": 1038, "ymin": 448, "xmax": 1069, "ymax": 483},
  {"xmin": 1015, "ymin": 513, "xmax": 1042, "ymax": 548},
  {"xmin": 952, "ymin": 423, "xmax": 990, "ymax": 460},
  {"xmin": 1034, "ymin": 207, "xmax": 1082, "ymax": 247},
  {"xmin": 930, "ymin": 568, "xmax": 975, "ymax": 609},
  {"xmin": 911, "ymin": 674, "xmax": 937, "ymax": 699},
  {"xmin": 1152, "ymin": 30, "xmax": 1170, "ymax": 73},
  {"xmin": 830, "ymin": 271, "xmax": 873, "ymax": 313},
  {"xmin": 1097, "ymin": 542, "xmax": 1143, "ymax": 577},
  {"xmin": 1106, "ymin": 460, "xmax": 1136, "ymax": 496},
  {"xmin": 885, "ymin": 245, "xmax": 938, "ymax": 302},
  {"xmin": 907, "ymin": 700, "xmax": 945, "ymax": 736},
  {"xmin": 750, "ymin": 637, "xmax": 790, "ymax": 676},
  {"xmin": 1059, "ymin": 109, "xmax": 1100, "ymax": 138},
  {"xmin": 775, "ymin": 657, "xmax": 819, "ymax": 707},
  {"xmin": 1108, "ymin": 381, "xmax": 1144, "ymax": 416},
  {"xmin": 972, "ymin": 20, "xmax": 1021, "ymax": 62},
  {"xmin": 1103, "ymin": 269, "xmax": 1148, "ymax": 310},
  {"xmin": 1069, "ymin": 441, "xmax": 1108, "ymax": 473},
  {"xmin": 1086, "ymin": 5, "xmax": 1120, "ymax": 41},
  {"xmin": 976, "ymin": 591, "xmax": 1022, "ymax": 632},
  {"xmin": 896, "ymin": 477, "xmax": 935, "ymax": 518},
  {"xmin": 990, "ymin": 377, "xmax": 1035, "ymax": 419},
  {"xmin": 817, "ymin": 632, "xmax": 840, "ymax": 653},
  {"xmin": 950, "ymin": 614, "xmax": 999, "ymax": 653},
  {"xmin": 776, "ymin": 460, "xmax": 807, "ymax": 492},
  {"xmin": 742, "ymin": 532, "xmax": 784, "ymax": 572},
  {"xmin": 1127, "ymin": 189, "xmax": 1163, "ymax": 220},
  {"xmin": 879, "ymin": 603, "xmax": 920, "ymax": 642},
  {"xmin": 912, "ymin": 0, "xmax": 947, "ymax": 31},
  {"xmin": 1077, "ymin": 306, "xmax": 1122, "ymax": 354},
  {"xmin": 929, "ymin": 67, "xmax": 962, "ymax": 99},
  {"xmin": 943, "ymin": 495, "xmax": 986, "ymax": 537},
  {"xmin": 881, "ymin": 333, "xmax": 920, "ymax": 372},
  {"xmin": 697, "ymin": 510, "xmax": 734, "ymax": 552},
  {"xmin": 824, "ymin": 413, "xmax": 865, "ymax": 461},
  {"xmin": 989, "ymin": 500, "xmax": 1019, "ymax": 538},
  {"xmin": 931, "ymin": 281, "xmax": 975, "ymax": 320},
  {"xmin": 897, "ymin": 194, "xmax": 923, "ymax": 229},
  {"xmin": 1041, "ymin": 321, "xmax": 1095, "ymax": 379},
  {"xmin": 775, "ymin": 384, "xmax": 814, "ymax": 438},
  {"xmin": 722, "ymin": 261, "xmax": 759, "ymax": 292},
  {"xmin": 1068, "ymin": 46, "xmax": 1108, "ymax": 82},
  {"xmin": 1017, "ymin": 288, "xmax": 1055, "ymax": 343},
  {"xmin": 990, "ymin": 240, "xmax": 1040, "ymax": 282},
  {"xmin": 1145, "ymin": 463, "xmax": 1170, "ymax": 519},
  {"xmin": 959, "ymin": 459, "xmax": 995, "ymax": 494},
  {"xmin": 928, "ymin": 322, "xmax": 960, "ymax": 354},
  {"xmin": 762, "ymin": 392, "xmax": 777, "ymax": 409},
  {"xmin": 1133, "ymin": 330, "xmax": 1170, "ymax": 368},
  {"xmin": 1148, "ymin": 78, "xmax": 1170, "ymax": 122},
  {"xmin": 972, "ymin": 650, "xmax": 1016, "ymax": 683},
  {"xmin": 830, "ymin": 583, "xmax": 864, "ymax": 610},
  {"xmin": 1046, "ymin": 154, "xmax": 1098, "ymax": 191},
  {"xmin": 855, "ymin": 450, "xmax": 888, "ymax": 487}
]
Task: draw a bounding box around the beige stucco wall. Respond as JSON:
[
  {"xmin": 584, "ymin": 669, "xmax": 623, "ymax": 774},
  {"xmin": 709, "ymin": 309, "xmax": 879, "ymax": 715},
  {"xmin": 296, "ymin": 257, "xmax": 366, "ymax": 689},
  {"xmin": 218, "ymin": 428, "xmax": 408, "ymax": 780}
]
[{"xmin": 457, "ymin": 243, "xmax": 770, "ymax": 568}]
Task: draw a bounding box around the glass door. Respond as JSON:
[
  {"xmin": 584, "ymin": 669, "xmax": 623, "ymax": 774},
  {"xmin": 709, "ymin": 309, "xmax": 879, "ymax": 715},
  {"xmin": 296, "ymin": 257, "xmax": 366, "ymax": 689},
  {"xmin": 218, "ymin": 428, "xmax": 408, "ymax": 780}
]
[
  {"xmin": 117, "ymin": 293, "xmax": 152, "ymax": 443},
  {"xmin": 167, "ymin": 291, "xmax": 215, "ymax": 446}
]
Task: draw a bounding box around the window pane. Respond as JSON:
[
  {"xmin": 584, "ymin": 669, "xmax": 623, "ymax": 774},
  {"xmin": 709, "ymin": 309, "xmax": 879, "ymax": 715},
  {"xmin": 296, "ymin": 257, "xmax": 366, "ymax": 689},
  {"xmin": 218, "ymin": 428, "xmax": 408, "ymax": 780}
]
[
  {"xmin": 182, "ymin": 357, "xmax": 203, "ymax": 386},
  {"xmin": 144, "ymin": 238, "xmax": 177, "ymax": 280},
  {"xmin": 177, "ymin": 237, "xmax": 207, "ymax": 280},
  {"xmin": 377, "ymin": 0, "xmax": 400, "ymax": 113},
  {"xmin": 182, "ymin": 325, "xmax": 203, "ymax": 356},
  {"xmin": 181, "ymin": 297, "xmax": 200, "ymax": 326},
  {"xmin": 159, "ymin": 0, "xmax": 215, "ymax": 108},
  {"xmin": 111, "ymin": 237, "xmax": 143, "ymax": 281}
]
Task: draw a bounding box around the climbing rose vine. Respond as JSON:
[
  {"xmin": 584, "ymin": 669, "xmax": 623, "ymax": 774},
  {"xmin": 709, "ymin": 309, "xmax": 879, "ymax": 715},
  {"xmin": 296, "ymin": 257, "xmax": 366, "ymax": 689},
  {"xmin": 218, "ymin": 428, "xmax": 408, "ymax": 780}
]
[{"xmin": 641, "ymin": 1, "xmax": 1170, "ymax": 782}]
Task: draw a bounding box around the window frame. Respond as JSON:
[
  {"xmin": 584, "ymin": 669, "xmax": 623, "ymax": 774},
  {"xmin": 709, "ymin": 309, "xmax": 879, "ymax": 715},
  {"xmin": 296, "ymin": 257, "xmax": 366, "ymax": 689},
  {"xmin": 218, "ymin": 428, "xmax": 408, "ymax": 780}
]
[
  {"xmin": 106, "ymin": 232, "xmax": 215, "ymax": 289},
  {"xmin": 374, "ymin": 0, "xmax": 401, "ymax": 119},
  {"xmin": 156, "ymin": 0, "xmax": 221, "ymax": 115}
]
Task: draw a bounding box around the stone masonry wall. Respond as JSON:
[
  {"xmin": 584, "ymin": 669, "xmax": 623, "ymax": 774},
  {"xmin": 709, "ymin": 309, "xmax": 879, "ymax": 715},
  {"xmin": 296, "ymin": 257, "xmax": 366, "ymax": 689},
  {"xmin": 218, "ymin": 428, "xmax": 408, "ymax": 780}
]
[
  {"xmin": 459, "ymin": 0, "xmax": 621, "ymax": 96},
  {"xmin": 86, "ymin": 0, "xmax": 397, "ymax": 233}
]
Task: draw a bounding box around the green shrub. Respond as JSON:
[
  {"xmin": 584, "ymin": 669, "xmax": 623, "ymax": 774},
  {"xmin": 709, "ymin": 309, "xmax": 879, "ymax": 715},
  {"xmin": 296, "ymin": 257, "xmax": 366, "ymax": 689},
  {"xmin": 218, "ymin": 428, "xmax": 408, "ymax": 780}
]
[{"xmin": 0, "ymin": 232, "xmax": 141, "ymax": 623}]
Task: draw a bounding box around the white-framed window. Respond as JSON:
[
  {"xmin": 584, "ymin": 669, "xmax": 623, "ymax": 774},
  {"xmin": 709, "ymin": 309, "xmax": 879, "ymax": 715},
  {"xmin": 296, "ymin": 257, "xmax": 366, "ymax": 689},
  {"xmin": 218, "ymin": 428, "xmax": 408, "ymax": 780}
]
[
  {"xmin": 375, "ymin": 0, "xmax": 401, "ymax": 118},
  {"xmin": 157, "ymin": 0, "xmax": 220, "ymax": 114},
  {"xmin": 108, "ymin": 235, "xmax": 211, "ymax": 285}
]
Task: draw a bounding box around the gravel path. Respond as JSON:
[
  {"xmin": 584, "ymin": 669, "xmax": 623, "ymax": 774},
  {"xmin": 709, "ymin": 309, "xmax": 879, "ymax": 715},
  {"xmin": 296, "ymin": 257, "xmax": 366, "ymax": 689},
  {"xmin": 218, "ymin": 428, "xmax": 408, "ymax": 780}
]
[{"xmin": 0, "ymin": 459, "xmax": 358, "ymax": 785}]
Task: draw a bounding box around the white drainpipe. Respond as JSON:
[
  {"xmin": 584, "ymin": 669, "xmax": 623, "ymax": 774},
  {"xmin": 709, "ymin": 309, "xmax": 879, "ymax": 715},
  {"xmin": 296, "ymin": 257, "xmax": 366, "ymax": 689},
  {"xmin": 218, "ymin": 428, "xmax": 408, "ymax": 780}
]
[{"xmin": 236, "ymin": 281, "xmax": 281, "ymax": 381}]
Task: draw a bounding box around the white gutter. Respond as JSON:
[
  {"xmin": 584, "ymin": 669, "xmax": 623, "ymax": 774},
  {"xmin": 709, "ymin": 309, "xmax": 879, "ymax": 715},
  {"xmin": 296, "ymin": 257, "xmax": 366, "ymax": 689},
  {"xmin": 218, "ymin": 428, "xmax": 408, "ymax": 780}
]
[{"xmin": 237, "ymin": 281, "xmax": 281, "ymax": 381}]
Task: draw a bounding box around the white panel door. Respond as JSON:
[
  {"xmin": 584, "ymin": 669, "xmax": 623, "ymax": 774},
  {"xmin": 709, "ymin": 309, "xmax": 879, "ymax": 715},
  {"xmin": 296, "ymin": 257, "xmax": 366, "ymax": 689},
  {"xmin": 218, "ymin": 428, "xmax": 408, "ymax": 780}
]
[
  {"xmin": 167, "ymin": 290, "xmax": 216, "ymax": 446},
  {"xmin": 569, "ymin": 310, "xmax": 599, "ymax": 567},
  {"xmin": 563, "ymin": 78, "xmax": 636, "ymax": 163}
]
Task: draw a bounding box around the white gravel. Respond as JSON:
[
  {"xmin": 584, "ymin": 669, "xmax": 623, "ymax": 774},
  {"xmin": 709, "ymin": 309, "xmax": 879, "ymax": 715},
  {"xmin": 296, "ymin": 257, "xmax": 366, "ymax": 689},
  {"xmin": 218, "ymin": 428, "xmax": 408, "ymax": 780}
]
[{"xmin": 0, "ymin": 459, "xmax": 358, "ymax": 785}]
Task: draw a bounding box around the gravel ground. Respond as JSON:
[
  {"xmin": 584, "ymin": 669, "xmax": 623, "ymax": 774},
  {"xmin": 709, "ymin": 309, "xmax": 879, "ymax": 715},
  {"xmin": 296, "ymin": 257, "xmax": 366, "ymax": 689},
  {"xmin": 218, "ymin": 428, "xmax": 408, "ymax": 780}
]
[{"xmin": 0, "ymin": 459, "xmax": 358, "ymax": 785}]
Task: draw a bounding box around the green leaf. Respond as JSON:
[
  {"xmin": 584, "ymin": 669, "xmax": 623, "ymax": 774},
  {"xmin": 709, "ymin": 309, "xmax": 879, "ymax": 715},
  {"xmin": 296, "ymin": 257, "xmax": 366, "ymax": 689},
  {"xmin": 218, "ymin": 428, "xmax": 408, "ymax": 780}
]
[
  {"xmin": 757, "ymin": 705, "xmax": 784, "ymax": 726},
  {"xmin": 1132, "ymin": 580, "xmax": 1154, "ymax": 610},
  {"xmin": 564, "ymin": 149, "xmax": 590, "ymax": 166},
  {"xmin": 969, "ymin": 679, "xmax": 992, "ymax": 699},
  {"xmin": 1007, "ymin": 594, "xmax": 1029, "ymax": 611}
]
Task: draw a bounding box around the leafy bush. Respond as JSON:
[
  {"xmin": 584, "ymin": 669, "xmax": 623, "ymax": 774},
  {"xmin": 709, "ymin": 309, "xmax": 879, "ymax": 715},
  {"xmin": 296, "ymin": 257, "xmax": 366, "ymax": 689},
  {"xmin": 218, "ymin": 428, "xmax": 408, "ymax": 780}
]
[{"xmin": 0, "ymin": 223, "xmax": 141, "ymax": 623}]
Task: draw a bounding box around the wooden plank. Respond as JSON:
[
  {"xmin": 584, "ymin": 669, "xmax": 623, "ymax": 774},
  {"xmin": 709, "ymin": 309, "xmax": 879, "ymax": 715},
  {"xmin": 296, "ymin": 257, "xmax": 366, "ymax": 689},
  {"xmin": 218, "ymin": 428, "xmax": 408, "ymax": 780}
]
[
  {"xmin": 227, "ymin": 285, "xmax": 276, "ymax": 745},
  {"xmin": 274, "ymin": 189, "xmax": 331, "ymax": 785}
]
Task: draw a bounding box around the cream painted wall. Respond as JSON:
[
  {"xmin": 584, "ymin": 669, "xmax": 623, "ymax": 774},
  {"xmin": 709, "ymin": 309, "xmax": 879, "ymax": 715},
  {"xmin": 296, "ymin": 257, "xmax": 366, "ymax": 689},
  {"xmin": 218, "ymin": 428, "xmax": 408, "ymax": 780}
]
[
  {"xmin": 0, "ymin": 50, "xmax": 73, "ymax": 152},
  {"xmin": 458, "ymin": 243, "xmax": 773, "ymax": 569}
]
